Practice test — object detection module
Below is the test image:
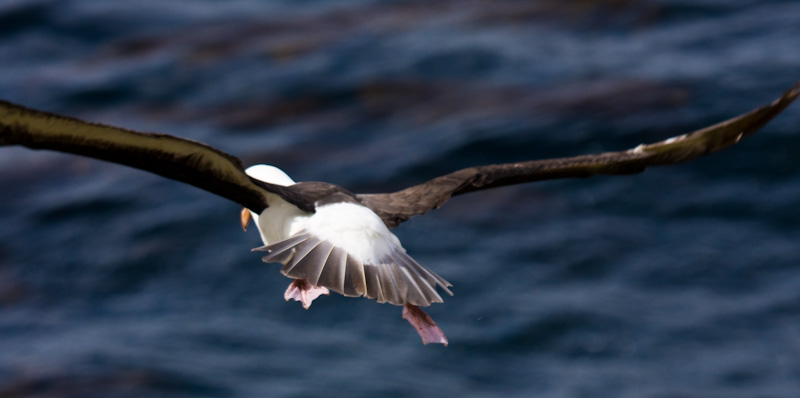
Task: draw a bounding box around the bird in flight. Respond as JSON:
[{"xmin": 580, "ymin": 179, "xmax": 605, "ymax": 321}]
[{"xmin": 1, "ymin": 81, "xmax": 798, "ymax": 345}]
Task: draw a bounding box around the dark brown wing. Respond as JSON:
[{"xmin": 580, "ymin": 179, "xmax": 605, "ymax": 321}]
[
  {"xmin": 0, "ymin": 100, "xmax": 302, "ymax": 213},
  {"xmin": 359, "ymin": 81, "xmax": 800, "ymax": 228}
]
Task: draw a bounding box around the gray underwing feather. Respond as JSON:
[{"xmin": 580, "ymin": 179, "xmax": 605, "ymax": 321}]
[
  {"xmin": 363, "ymin": 263, "xmax": 385, "ymax": 303},
  {"xmin": 391, "ymin": 251, "xmax": 444, "ymax": 304},
  {"xmin": 343, "ymin": 254, "xmax": 367, "ymax": 297},
  {"xmin": 315, "ymin": 245, "xmax": 347, "ymax": 294},
  {"xmin": 290, "ymin": 240, "xmax": 335, "ymax": 286},
  {"xmin": 281, "ymin": 238, "xmax": 324, "ymax": 276},
  {"xmin": 254, "ymin": 234, "xmax": 313, "ymax": 265}
]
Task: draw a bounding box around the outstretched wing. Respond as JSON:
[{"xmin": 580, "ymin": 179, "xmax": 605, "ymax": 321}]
[
  {"xmin": 359, "ymin": 81, "xmax": 800, "ymax": 228},
  {"xmin": 0, "ymin": 100, "xmax": 304, "ymax": 213}
]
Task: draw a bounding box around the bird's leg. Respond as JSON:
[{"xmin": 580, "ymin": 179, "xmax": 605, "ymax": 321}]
[
  {"xmin": 242, "ymin": 208, "xmax": 328, "ymax": 309},
  {"xmin": 284, "ymin": 279, "xmax": 329, "ymax": 309},
  {"xmin": 402, "ymin": 304, "xmax": 448, "ymax": 346}
]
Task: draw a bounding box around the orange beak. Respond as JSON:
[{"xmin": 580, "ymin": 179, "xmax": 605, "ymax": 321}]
[{"xmin": 240, "ymin": 208, "xmax": 252, "ymax": 231}]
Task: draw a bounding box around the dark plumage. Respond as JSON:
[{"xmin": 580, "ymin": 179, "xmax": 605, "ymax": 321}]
[{"xmin": 1, "ymin": 80, "xmax": 798, "ymax": 345}]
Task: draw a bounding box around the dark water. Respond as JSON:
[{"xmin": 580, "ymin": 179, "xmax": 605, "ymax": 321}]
[{"xmin": 2, "ymin": 0, "xmax": 800, "ymax": 397}]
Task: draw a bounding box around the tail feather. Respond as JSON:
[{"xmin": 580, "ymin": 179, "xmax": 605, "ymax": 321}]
[{"xmin": 257, "ymin": 231, "xmax": 452, "ymax": 307}]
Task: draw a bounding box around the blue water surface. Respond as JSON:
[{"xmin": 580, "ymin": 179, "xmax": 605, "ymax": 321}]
[{"xmin": 1, "ymin": 0, "xmax": 800, "ymax": 397}]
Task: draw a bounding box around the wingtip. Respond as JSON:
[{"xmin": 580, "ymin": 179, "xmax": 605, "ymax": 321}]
[{"xmin": 786, "ymin": 80, "xmax": 800, "ymax": 100}]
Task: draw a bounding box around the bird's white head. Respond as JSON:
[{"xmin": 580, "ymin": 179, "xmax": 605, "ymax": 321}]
[{"xmin": 245, "ymin": 164, "xmax": 296, "ymax": 187}]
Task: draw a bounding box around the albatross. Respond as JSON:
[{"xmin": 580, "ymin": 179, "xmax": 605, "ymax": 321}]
[{"xmin": 1, "ymin": 81, "xmax": 798, "ymax": 345}]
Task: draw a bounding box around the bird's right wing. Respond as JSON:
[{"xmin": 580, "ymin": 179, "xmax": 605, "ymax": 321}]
[
  {"xmin": 0, "ymin": 100, "xmax": 299, "ymax": 213},
  {"xmin": 359, "ymin": 81, "xmax": 800, "ymax": 228}
]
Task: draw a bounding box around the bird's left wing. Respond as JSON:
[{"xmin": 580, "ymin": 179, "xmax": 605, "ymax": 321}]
[
  {"xmin": 0, "ymin": 100, "xmax": 298, "ymax": 213},
  {"xmin": 359, "ymin": 81, "xmax": 800, "ymax": 228}
]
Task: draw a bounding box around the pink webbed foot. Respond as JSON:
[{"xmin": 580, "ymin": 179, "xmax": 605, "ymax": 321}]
[
  {"xmin": 402, "ymin": 304, "xmax": 448, "ymax": 346},
  {"xmin": 284, "ymin": 279, "xmax": 329, "ymax": 309}
]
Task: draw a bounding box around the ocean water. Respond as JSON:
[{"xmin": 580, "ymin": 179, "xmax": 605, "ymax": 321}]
[{"xmin": 1, "ymin": 0, "xmax": 800, "ymax": 397}]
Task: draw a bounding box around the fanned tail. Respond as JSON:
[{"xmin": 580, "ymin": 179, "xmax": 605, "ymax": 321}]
[{"xmin": 253, "ymin": 232, "xmax": 453, "ymax": 307}]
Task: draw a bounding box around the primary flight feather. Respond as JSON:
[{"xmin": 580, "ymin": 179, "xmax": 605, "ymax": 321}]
[{"xmin": 1, "ymin": 80, "xmax": 798, "ymax": 345}]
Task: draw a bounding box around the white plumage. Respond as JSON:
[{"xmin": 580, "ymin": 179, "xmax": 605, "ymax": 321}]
[
  {"xmin": 245, "ymin": 165, "xmax": 405, "ymax": 263},
  {"xmin": 244, "ymin": 164, "xmax": 452, "ymax": 310},
  {"xmin": 245, "ymin": 165, "xmax": 307, "ymax": 245},
  {"xmin": 305, "ymin": 202, "xmax": 404, "ymax": 265}
]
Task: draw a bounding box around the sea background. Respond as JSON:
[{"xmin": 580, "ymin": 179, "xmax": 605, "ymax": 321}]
[{"xmin": 1, "ymin": 1, "xmax": 800, "ymax": 397}]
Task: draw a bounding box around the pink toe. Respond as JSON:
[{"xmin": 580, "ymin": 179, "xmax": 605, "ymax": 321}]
[
  {"xmin": 284, "ymin": 279, "xmax": 329, "ymax": 309},
  {"xmin": 300, "ymin": 284, "xmax": 329, "ymax": 309}
]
